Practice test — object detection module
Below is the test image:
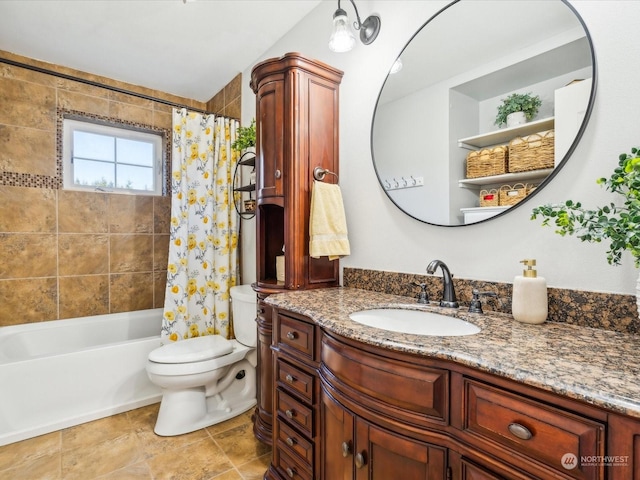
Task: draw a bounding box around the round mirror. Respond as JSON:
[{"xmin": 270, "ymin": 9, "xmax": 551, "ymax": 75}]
[{"xmin": 372, "ymin": 0, "xmax": 596, "ymax": 226}]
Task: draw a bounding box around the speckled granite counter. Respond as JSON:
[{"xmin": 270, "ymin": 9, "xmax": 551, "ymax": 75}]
[{"xmin": 265, "ymin": 287, "xmax": 640, "ymax": 419}]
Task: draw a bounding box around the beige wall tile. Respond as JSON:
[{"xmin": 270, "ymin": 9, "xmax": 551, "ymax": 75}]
[
  {"xmin": 110, "ymin": 273, "xmax": 154, "ymax": 313},
  {"xmin": 153, "ymin": 234, "xmax": 169, "ymax": 272},
  {"xmin": 57, "ymin": 89, "xmax": 110, "ymax": 117},
  {"xmin": 108, "ymin": 102, "xmax": 153, "ymax": 126},
  {"xmin": 58, "ymin": 190, "xmax": 109, "ymax": 233},
  {"xmin": 0, "ymin": 233, "xmax": 57, "ymax": 279},
  {"xmin": 58, "ymin": 234, "xmax": 109, "ymax": 276},
  {"xmin": 0, "ymin": 125, "xmax": 57, "ymax": 176},
  {"xmin": 0, "ymin": 186, "xmax": 56, "ymax": 233},
  {"xmin": 0, "ymin": 77, "xmax": 56, "ymax": 130},
  {"xmin": 207, "ymin": 90, "xmax": 225, "ymax": 115},
  {"xmin": 153, "ymin": 270, "xmax": 167, "ymax": 309},
  {"xmin": 225, "ymin": 73, "xmax": 242, "ymax": 105},
  {"xmin": 225, "ymin": 97, "xmax": 241, "ymax": 121},
  {"xmin": 110, "ymin": 234, "xmax": 153, "ymax": 273},
  {"xmin": 55, "ymin": 76, "xmax": 110, "ymax": 98},
  {"xmin": 109, "ymin": 90, "xmax": 154, "ymax": 109},
  {"xmin": 59, "ymin": 275, "xmax": 109, "ymax": 319},
  {"xmin": 0, "ymin": 61, "xmax": 58, "ymax": 88},
  {"xmin": 109, "ymin": 195, "xmax": 154, "ymax": 233},
  {"xmin": 153, "ymin": 196, "xmax": 171, "ymax": 234},
  {"xmin": 0, "ymin": 278, "xmax": 57, "ymax": 325},
  {"xmin": 152, "ymin": 109, "xmax": 172, "ymax": 130}
]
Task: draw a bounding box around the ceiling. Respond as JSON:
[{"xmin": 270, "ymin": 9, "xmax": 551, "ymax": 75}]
[{"xmin": 0, "ymin": 0, "xmax": 322, "ymax": 102}]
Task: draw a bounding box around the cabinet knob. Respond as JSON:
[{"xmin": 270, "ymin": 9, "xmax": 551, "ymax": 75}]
[
  {"xmin": 275, "ymin": 169, "xmax": 282, "ymax": 179},
  {"xmin": 508, "ymin": 422, "xmax": 533, "ymax": 440},
  {"xmin": 285, "ymin": 409, "xmax": 295, "ymax": 419},
  {"xmin": 355, "ymin": 452, "xmax": 367, "ymax": 469},
  {"xmin": 286, "ymin": 467, "xmax": 295, "ymax": 478},
  {"xmin": 285, "ymin": 374, "xmax": 295, "ymax": 383},
  {"xmin": 286, "ymin": 331, "xmax": 298, "ymax": 340},
  {"xmin": 341, "ymin": 441, "xmax": 352, "ymax": 457},
  {"xmin": 286, "ymin": 436, "xmax": 296, "ymax": 447}
]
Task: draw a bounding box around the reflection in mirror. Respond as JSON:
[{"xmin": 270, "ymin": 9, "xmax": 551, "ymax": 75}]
[{"xmin": 372, "ymin": 0, "xmax": 596, "ymax": 226}]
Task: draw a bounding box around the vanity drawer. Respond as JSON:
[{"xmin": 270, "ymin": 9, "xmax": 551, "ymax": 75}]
[
  {"xmin": 277, "ymin": 313, "xmax": 315, "ymax": 359},
  {"xmin": 463, "ymin": 379, "xmax": 604, "ymax": 479},
  {"xmin": 276, "ymin": 358, "xmax": 314, "ymax": 402},
  {"xmin": 275, "ymin": 446, "xmax": 312, "ymax": 480},
  {"xmin": 276, "ymin": 388, "xmax": 314, "ymax": 437},
  {"xmin": 276, "ymin": 419, "xmax": 314, "ymax": 467},
  {"xmin": 322, "ymin": 334, "xmax": 448, "ymax": 422}
]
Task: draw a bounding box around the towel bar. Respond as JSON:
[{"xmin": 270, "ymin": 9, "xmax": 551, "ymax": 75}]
[{"xmin": 313, "ymin": 166, "xmax": 338, "ymax": 182}]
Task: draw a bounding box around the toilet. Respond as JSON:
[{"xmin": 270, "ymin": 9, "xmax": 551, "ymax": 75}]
[{"xmin": 146, "ymin": 285, "xmax": 257, "ymax": 436}]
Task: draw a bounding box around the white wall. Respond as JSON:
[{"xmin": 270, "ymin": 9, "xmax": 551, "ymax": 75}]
[{"xmin": 241, "ymin": 0, "xmax": 640, "ymax": 295}]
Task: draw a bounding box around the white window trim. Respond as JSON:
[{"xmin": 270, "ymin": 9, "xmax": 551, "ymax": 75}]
[{"xmin": 62, "ymin": 118, "xmax": 163, "ymax": 196}]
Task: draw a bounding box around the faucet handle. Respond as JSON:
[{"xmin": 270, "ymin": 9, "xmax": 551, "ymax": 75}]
[
  {"xmin": 469, "ymin": 289, "xmax": 498, "ymax": 313},
  {"xmin": 412, "ymin": 282, "xmax": 429, "ymax": 304}
]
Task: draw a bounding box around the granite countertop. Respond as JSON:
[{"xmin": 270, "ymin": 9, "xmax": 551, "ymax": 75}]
[{"xmin": 265, "ymin": 287, "xmax": 640, "ymax": 419}]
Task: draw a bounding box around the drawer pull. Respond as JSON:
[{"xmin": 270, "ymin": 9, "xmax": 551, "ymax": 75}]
[
  {"xmin": 286, "ymin": 331, "xmax": 298, "ymax": 340},
  {"xmin": 275, "ymin": 169, "xmax": 282, "ymax": 179},
  {"xmin": 286, "ymin": 409, "xmax": 295, "ymax": 419},
  {"xmin": 285, "ymin": 374, "xmax": 295, "ymax": 383},
  {"xmin": 286, "ymin": 436, "xmax": 296, "ymax": 447},
  {"xmin": 341, "ymin": 441, "xmax": 352, "ymax": 457},
  {"xmin": 285, "ymin": 466, "xmax": 295, "ymax": 478},
  {"xmin": 355, "ymin": 452, "xmax": 367, "ymax": 469},
  {"xmin": 508, "ymin": 422, "xmax": 533, "ymax": 440}
]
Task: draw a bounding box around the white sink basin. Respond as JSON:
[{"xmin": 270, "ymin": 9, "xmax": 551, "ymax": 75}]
[{"xmin": 349, "ymin": 309, "xmax": 480, "ymax": 336}]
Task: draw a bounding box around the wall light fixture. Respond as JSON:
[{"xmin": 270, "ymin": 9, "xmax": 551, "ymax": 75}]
[{"xmin": 328, "ymin": 0, "xmax": 381, "ymax": 53}]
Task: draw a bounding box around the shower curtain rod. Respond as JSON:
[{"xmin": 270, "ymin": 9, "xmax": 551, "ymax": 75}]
[{"xmin": 0, "ymin": 56, "xmax": 219, "ymax": 116}]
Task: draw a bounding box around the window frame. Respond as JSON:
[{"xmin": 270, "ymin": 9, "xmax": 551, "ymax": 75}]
[{"xmin": 62, "ymin": 117, "xmax": 164, "ymax": 196}]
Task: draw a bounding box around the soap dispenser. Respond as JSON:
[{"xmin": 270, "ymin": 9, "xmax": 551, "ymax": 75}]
[{"xmin": 512, "ymin": 259, "xmax": 548, "ymax": 325}]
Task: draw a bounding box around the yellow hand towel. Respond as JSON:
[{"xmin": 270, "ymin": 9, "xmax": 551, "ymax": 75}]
[{"xmin": 309, "ymin": 180, "xmax": 350, "ymax": 261}]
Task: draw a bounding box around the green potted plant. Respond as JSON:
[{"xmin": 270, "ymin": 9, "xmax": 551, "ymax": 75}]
[
  {"xmin": 495, "ymin": 92, "xmax": 542, "ymax": 128},
  {"xmin": 531, "ymin": 147, "xmax": 640, "ymax": 313},
  {"xmin": 231, "ymin": 119, "xmax": 256, "ymax": 152}
]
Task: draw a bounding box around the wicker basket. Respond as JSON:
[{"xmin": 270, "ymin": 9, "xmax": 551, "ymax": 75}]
[
  {"xmin": 508, "ymin": 130, "xmax": 555, "ymax": 173},
  {"xmin": 499, "ymin": 183, "xmax": 528, "ymax": 206},
  {"xmin": 479, "ymin": 189, "xmax": 499, "ymax": 207},
  {"xmin": 466, "ymin": 146, "xmax": 508, "ymax": 178}
]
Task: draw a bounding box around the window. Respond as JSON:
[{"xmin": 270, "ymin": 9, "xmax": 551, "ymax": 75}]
[{"xmin": 63, "ymin": 118, "xmax": 163, "ymax": 195}]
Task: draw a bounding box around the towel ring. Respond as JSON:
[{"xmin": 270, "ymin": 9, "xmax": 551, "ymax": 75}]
[{"xmin": 313, "ymin": 166, "xmax": 338, "ymax": 182}]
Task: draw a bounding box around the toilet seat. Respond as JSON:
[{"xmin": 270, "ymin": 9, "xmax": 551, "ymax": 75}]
[
  {"xmin": 149, "ymin": 335, "xmax": 233, "ymax": 364},
  {"xmin": 147, "ymin": 339, "xmax": 253, "ymax": 376}
]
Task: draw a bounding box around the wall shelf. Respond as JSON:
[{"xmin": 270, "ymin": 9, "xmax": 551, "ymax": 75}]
[
  {"xmin": 458, "ymin": 117, "xmax": 555, "ymax": 149},
  {"xmin": 458, "ymin": 168, "xmax": 553, "ymax": 189}
]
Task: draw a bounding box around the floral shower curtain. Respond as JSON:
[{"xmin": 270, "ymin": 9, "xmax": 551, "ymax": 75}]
[{"xmin": 162, "ymin": 108, "xmax": 240, "ymax": 343}]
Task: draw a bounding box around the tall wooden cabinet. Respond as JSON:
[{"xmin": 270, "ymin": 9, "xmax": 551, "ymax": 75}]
[{"xmin": 249, "ymin": 53, "xmax": 343, "ymax": 444}]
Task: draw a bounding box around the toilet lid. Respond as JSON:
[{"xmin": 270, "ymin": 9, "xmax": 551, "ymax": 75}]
[{"xmin": 149, "ymin": 335, "xmax": 233, "ymax": 364}]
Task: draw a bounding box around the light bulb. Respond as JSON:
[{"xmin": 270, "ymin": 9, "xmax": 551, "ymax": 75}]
[{"xmin": 328, "ymin": 9, "xmax": 356, "ymax": 53}]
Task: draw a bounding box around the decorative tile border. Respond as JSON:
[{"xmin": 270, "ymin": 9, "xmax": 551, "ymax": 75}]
[{"xmin": 343, "ymin": 267, "xmax": 639, "ymax": 335}]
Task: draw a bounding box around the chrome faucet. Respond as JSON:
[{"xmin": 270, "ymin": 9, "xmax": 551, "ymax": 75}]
[{"xmin": 426, "ymin": 260, "xmax": 459, "ymax": 308}]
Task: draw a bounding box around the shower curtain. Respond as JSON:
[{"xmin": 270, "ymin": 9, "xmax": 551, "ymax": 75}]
[{"xmin": 162, "ymin": 108, "xmax": 240, "ymax": 343}]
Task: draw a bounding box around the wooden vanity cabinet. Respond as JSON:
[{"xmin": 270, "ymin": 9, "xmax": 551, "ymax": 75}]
[
  {"xmin": 321, "ymin": 381, "xmax": 447, "ymax": 480},
  {"xmin": 250, "ymin": 53, "xmax": 343, "ymax": 444},
  {"xmin": 251, "ymin": 53, "xmax": 343, "ymax": 443},
  {"xmin": 267, "ymin": 306, "xmax": 640, "ymax": 480}
]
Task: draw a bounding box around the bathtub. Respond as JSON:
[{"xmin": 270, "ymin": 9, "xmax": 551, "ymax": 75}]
[{"xmin": 0, "ymin": 308, "xmax": 163, "ymax": 446}]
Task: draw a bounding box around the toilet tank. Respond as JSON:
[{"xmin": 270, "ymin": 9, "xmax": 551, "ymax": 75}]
[{"xmin": 230, "ymin": 285, "xmax": 257, "ymax": 347}]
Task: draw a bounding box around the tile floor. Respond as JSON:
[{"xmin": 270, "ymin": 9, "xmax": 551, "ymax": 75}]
[{"xmin": 0, "ymin": 403, "xmax": 271, "ymax": 480}]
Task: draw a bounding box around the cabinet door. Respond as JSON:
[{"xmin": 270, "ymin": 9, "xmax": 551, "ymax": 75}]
[
  {"xmin": 321, "ymin": 387, "xmax": 354, "ymax": 480},
  {"xmin": 256, "ymin": 79, "xmax": 284, "ymax": 199},
  {"xmin": 355, "ymin": 418, "xmax": 447, "ymax": 480}
]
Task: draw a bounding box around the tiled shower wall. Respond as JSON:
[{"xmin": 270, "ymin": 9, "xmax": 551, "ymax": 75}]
[{"xmin": 0, "ymin": 50, "xmax": 242, "ymax": 326}]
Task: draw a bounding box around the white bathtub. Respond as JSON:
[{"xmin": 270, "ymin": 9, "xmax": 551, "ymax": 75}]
[{"xmin": 0, "ymin": 308, "xmax": 163, "ymax": 446}]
